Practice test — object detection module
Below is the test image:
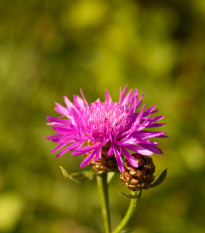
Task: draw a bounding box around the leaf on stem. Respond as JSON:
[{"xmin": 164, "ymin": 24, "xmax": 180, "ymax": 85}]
[
  {"xmin": 58, "ymin": 164, "xmax": 95, "ymax": 183},
  {"xmin": 150, "ymin": 168, "xmax": 167, "ymax": 188},
  {"xmin": 71, "ymin": 170, "xmax": 95, "ymax": 183},
  {"xmin": 119, "ymin": 190, "xmax": 141, "ymax": 199}
]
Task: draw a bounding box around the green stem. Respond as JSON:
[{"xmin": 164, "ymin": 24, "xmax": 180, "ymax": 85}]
[
  {"xmin": 112, "ymin": 190, "xmax": 142, "ymax": 233},
  {"xmin": 97, "ymin": 172, "xmax": 111, "ymax": 233}
]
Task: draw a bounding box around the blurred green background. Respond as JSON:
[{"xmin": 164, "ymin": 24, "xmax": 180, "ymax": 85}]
[{"xmin": 0, "ymin": 0, "xmax": 205, "ymax": 232}]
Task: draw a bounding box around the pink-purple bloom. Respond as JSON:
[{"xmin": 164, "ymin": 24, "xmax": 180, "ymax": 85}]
[{"xmin": 46, "ymin": 85, "xmax": 167, "ymax": 172}]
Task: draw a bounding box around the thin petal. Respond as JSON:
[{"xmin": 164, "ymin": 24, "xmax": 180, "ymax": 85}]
[
  {"xmin": 121, "ymin": 89, "xmax": 133, "ymax": 106},
  {"xmin": 147, "ymin": 123, "xmax": 166, "ymax": 128},
  {"xmin": 119, "ymin": 85, "xmax": 128, "ymax": 105},
  {"xmin": 138, "ymin": 143, "xmax": 163, "ymax": 154},
  {"xmin": 125, "ymin": 145, "xmax": 153, "ymax": 155},
  {"xmin": 135, "ymin": 92, "xmax": 145, "ymax": 110},
  {"xmin": 94, "ymin": 146, "xmax": 102, "ymax": 161},
  {"xmin": 148, "ymin": 115, "xmax": 164, "ymax": 125},
  {"xmin": 80, "ymin": 150, "xmax": 96, "ymax": 167},
  {"xmin": 50, "ymin": 143, "xmax": 68, "ymax": 153},
  {"xmin": 47, "ymin": 116, "xmax": 70, "ymax": 125},
  {"xmin": 135, "ymin": 105, "xmax": 146, "ymax": 125},
  {"xmin": 55, "ymin": 102, "xmax": 69, "ymax": 116},
  {"xmin": 105, "ymin": 89, "xmax": 112, "ymax": 102},
  {"xmin": 52, "ymin": 126, "xmax": 75, "ymax": 135},
  {"xmin": 127, "ymin": 105, "xmax": 146, "ymax": 135},
  {"xmin": 135, "ymin": 139, "xmax": 158, "ymax": 145},
  {"xmin": 56, "ymin": 146, "xmax": 71, "ymax": 157},
  {"xmin": 107, "ymin": 144, "xmax": 114, "ymax": 156},
  {"xmin": 80, "ymin": 88, "xmax": 88, "ymax": 106},
  {"xmin": 64, "ymin": 96, "xmax": 75, "ymax": 110},
  {"xmin": 113, "ymin": 146, "xmax": 124, "ymax": 173},
  {"xmin": 133, "ymin": 131, "xmax": 167, "ymax": 139},
  {"xmin": 68, "ymin": 107, "xmax": 80, "ymax": 125},
  {"xmin": 71, "ymin": 143, "xmax": 99, "ymax": 156},
  {"xmin": 129, "ymin": 89, "xmax": 139, "ymax": 108},
  {"xmin": 45, "ymin": 134, "xmax": 75, "ymax": 143},
  {"xmin": 116, "ymin": 138, "xmax": 139, "ymax": 146},
  {"xmin": 121, "ymin": 148, "xmax": 139, "ymax": 168},
  {"xmin": 143, "ymin": 105, "xmax": 156, "ymax": 117},
  {"xmin": 56, "ymin": 142, "xmax": 84, "ymax": 157},
  {"xmin": 73, "ymin": 95, "xmax": 86, "ymax": 109}
]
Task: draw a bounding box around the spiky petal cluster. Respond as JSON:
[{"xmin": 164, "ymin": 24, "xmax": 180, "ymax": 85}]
[{"xmin": 46, "ymin": 86, "xmax": 167, "ymax": 172}]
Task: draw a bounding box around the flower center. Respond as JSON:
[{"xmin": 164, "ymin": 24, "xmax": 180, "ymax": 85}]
[{"xmin": 81, "ymin": 100, "xmax": 131, "ymax": 141}]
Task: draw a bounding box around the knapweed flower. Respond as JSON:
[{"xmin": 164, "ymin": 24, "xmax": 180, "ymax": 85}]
[{"xmin": 46, "ymin": 85, "xmax": 167, "ymax": 173}]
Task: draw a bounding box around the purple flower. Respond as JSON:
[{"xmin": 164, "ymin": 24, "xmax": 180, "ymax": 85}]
[{"xmin": 46, "ymin": 85, "xmax": 167, "ymax": 172}]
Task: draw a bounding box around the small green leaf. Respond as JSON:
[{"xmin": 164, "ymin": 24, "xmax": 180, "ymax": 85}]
[
  {"xmin": 58, "ymin": 164, "xmax": 95, "ymax": 183},
  {"xmin": 150, "ymin": 168, "xmax": 167, "ymax": 188},
  {"xmin": 58, "ymin": 164, "xmax": 79, "ymax": 183},
  {"xmin": 120, "ymin": 190, "xmax": 141, "ymax": 199},
  {"xmin": 71, "ymin": 170, "xmax": 95, "ymax": 183}
]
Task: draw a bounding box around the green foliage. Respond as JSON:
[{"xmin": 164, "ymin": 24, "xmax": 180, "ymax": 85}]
[
  {"xmin": 150, "ymin": 168, "xmax": 167, "ymax": 188},
  {"xmin": 120, "ymin": 190, "xmax": 142, "ymax": 200},
  {"xmin": 58, "ymin": 164, "xmax": 95, "ymax": 183}
]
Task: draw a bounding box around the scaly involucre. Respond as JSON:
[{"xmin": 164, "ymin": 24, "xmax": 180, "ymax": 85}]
[{"xmin": 46, "ymin": 85, "xmax": 167, "ymax": 172}]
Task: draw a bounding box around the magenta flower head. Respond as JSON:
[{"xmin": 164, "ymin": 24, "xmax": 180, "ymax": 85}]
[{"xmin": 46, "ymin": 85, "xmax": 167, "ymax": 173}]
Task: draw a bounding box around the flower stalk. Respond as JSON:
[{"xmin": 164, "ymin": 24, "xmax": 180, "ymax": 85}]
[
  {"xmin": 112, "ymin": 190, "xmax": 142, "ymax": 233},
  {"xmin": 97, "ymin": 172, "xmax": 111, "ymax": 233}
]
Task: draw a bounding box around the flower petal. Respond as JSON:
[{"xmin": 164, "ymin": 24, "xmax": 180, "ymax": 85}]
[
  {"xmin": 125, "ymin": 145, "xmax": 153, "ymax": 155},
  {"xmin": 105, "ymin": 89, "xmax": 112, "ymax": 102},
  {"xmin": 127, "ymin": 105, "xmax": 145, "ymax": 135},
  {"xmin": 50, "ymin": 143, "xmax": 68, "ymax": 153},
  {"xmin": 138, "ymin": 143, "xmax": 163, "ymax": 154},
  {"xmin": 113, "ymin": 146, "xmax": 124, "ymax": 173},
  {"xmin": 47, "ymin": 116, "xmax": 70, "ymax": 125},
  {"xmin": 119, "ymin": 85, "xmax": 128, "ymax": 105},
  {"xmin": 133, "ymin": 131, "xmax": 167, "ymax": 139},
  {"xmin": 107, "ymin": 144, "xmax": 114, "ymax": 156},
  {"xmin": 148, "ymin": 115, "xmax": 164, "ymax": 125},
  {"xmin": 80, "ymin": 88, "xmax": 88, "ymax": 106},
  {"xmin": 121, "ymin": 89, "xmax": 133, "ymax": 106},
  {"xmin": 45, "ymin": 134, "xmax": 75, "ymax": 143},
  {"xmin": 116, "ymin": 138, "xmax": 139, "ymax": 146},
  {"xmin": 56, "ymin": 142, "xmax": 84, "ymax": 157},
  {"xmin": 143, "ymin": 105, "xmax": 156, "ymax": 117},
  {"xmin": 80, "ymin": 149, "xmax": 96, "ymax": 167},
  {"xmin": 134, "ymin": 105, "xmax": 145, "ymax": 125},
  {"xmin": 64, "ymin": 96, "xmax": 76, "ymax": 110},
  {"xmin": 129, "ymin": 89, "xmax": 139, "ymax": 109},
  {"xmin": 52, "ymin": 126, "xmax": 75, "ymax": 135},
  {"xmin": 94, "ymin": 146, "xmax": 102, "ymax": 161},
  {"xmin": 135, "ymin": 92, "xmax": 145, "ymax": 110},
  {"xmin": 71, "ymin": 143, "xmax": 99, "ymax": 156},
  {"xmin": 147, "ymin": 123, "xmax": 166, "ymax": 128},
  {"xmin": 55, "ymin": 102, "xmax": 69, "ymax": 116},
  {"xmin": 121, "ymin": 148, "xmax": 139, "ymax": 168},
  {"xmin": 73, "ymin": 95, "xmax": 86, "ymax": 109}
]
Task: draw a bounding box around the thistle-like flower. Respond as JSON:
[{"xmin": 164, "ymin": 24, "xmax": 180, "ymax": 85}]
[{"xmin": 46, "ymin": 85, "xmax": 167, "ymax": 173}]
